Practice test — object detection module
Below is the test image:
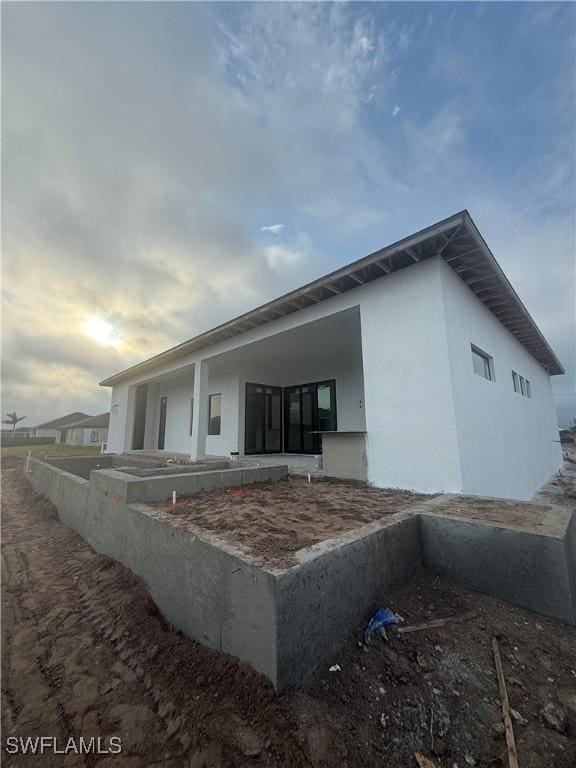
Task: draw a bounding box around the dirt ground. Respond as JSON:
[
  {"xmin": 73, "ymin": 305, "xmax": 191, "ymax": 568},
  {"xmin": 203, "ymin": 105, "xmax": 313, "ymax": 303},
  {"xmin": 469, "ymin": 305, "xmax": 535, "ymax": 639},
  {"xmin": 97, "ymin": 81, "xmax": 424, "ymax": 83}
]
[
  {"xmin": 2, "ymin": 462, "xmax": 576, "ymax": 767},
  {"xmin": 149, "ymin": 476, "xmax": 428, "ymax": 566}
]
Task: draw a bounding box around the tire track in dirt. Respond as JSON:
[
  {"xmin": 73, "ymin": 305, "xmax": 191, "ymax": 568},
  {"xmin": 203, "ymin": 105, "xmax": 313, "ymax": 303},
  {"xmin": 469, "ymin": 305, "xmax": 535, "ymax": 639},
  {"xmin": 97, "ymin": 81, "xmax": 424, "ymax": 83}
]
[{"xmin": 1, "ymin": 464, "xmax": 313, "ymax": 768}]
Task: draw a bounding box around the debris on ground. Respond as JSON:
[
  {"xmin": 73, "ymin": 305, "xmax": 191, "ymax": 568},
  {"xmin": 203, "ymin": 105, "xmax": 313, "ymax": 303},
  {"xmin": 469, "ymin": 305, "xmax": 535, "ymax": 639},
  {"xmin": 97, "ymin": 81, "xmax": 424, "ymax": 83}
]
[{"xmin": 364, "ymin": 607, "xmax": 402, "ymax": 644}]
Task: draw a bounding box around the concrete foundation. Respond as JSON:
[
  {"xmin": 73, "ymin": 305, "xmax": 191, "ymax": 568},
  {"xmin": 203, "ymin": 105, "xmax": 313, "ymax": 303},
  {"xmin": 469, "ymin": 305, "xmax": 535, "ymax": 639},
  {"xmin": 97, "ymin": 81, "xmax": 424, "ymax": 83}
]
[
  {"xmin": 420, "ymin": 496, "xmax": 576, "ymax": 625},
  {"xmin": 25, "ymin": 457, "xmax": 576, "ymax": 690}
]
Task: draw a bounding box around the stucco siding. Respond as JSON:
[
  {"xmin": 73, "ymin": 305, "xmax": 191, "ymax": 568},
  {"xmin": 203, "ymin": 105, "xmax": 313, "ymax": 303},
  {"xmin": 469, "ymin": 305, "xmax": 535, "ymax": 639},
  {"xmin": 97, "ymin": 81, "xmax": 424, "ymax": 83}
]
[
  {"xmin": 107, "ymin": 383, "xmax": 130, "ymax": 453},
  {"xmin": 440, "ymin": 259, "xmax": 561, "ymax": 500},
  {"xmin": 205, "ymin": 370, "xmax": 241, "ymax": 457},
  {"xmin": 34, "ymin": 428, "xmax": 59, "ymax": 440},
  {"xmin": 359, "ymin": 258, "xmax": 462, "ymax": 494}
]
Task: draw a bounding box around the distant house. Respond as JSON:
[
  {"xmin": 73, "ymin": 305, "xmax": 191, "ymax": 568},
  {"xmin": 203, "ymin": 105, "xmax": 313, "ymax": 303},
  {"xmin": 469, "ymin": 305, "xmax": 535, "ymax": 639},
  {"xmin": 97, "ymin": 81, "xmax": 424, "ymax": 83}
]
[
  {"xmin": 31, "ymin": 412, "xmax": 92, "ymax": 442},
  {"xmin": 58, "ymin": 412, "xmax": 110, "ymax": 447},
  {"xmin": 1, "ymin": 426, "xmax": 33, "ymax": 438},
  {"xmin": 1, "ymin": 426, "xmax": 31, "ymax": 435}
]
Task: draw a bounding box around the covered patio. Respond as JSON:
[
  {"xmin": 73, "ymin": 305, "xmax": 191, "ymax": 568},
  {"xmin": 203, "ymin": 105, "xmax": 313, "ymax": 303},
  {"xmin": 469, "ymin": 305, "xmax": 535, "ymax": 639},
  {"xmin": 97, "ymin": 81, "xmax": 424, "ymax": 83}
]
[{"xmin": 124, "ymin": 307, "xmax": 366, "ymax": 467}]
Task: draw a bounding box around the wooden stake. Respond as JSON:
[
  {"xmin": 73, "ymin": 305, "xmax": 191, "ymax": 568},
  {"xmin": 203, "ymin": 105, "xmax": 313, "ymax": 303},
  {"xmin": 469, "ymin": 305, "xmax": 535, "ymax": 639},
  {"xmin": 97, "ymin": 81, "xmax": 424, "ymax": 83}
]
[
  {"xmin": 414, "ymin": 753, "xmax": 438, "ymax": 768},
  {"xmin": 492, "ymin": 637, "xmax": 519, "ymax": 768},
  {"xmin": 397, "ymin": 612, "xmax": 475, "ymax": 634}
]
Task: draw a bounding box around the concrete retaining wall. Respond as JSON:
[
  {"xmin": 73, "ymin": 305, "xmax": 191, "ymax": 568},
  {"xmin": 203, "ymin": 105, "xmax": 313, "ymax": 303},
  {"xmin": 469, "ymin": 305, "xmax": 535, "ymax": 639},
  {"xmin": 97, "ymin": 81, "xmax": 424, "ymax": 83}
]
[
  {"xmin": 275, "ymin": 513, "xmax": 421, "ymax": 688},
  {"xmin": 24, "ymin": 455, "xmax": 425, "ymax": 689},
  {"xmin": 84, "ymin": 498, "xmax": 278, "ymax": 682},
  {"xmin": 90, "ymin": 464, "xmax": 287, "ymax": 504},
  {"xmin": 25, "ymin": 455, "xmax": 576, "ymax": 691},
  {"xmin": 420, "ymin": 511, "xmax": 576, "ymax": 624}
]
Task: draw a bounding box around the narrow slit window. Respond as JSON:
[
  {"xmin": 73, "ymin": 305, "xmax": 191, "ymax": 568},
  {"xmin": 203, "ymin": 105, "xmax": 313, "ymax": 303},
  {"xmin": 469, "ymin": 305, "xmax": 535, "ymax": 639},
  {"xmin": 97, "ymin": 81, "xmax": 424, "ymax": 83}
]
[
  {"xmin": 208, "ymin": 394, "xmax": 222, "ymax": 436},
  {"xmin": 471, "ymin": 345, "xmax": 494, "ymax": 381},
  {"xmin": 512, "ymin": 370, "xmax": 532, "ymax": 398}
]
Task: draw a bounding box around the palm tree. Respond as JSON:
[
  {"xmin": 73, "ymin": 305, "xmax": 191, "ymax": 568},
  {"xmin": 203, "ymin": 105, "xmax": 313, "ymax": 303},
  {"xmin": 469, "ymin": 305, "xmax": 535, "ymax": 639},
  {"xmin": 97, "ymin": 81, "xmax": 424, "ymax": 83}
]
[{"xmin": 2, "ymin": 412, "xmax": 26, "ymax": 432}]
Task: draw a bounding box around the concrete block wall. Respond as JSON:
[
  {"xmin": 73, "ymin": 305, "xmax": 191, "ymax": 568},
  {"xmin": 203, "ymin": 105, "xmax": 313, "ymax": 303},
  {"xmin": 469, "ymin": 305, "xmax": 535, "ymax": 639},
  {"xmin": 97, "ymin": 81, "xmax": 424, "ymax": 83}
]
[
  {"xmin": 24, "ymin": 457, "xmax": 426, "ymax": 689},
  {"xmin": 83, "ymin": 497, "xmax": 279, "ymax": 683},
  {"xmin": 25, "ymin": 456, "xmax": 576, "ymax": 692},
  {"xmin": 420, "ymin": 509, "xmax": 576, "ymax": 625},
  {"xmin": 275, "ymin": 513, "xmax": 422, "ymax": 688},
  {"xmin": 91, "ymin": 463, "xmax": 287, "ymax": 504}
]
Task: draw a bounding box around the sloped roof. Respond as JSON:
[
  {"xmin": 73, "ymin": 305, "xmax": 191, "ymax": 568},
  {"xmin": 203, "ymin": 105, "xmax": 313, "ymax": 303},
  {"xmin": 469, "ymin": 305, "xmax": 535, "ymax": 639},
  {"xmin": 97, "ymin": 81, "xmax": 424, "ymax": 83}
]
[
  {"xmin": 65, "ymin": 412, "xmax": 110, "ymax": 430},
  {"xmin": 33, "ymin": 412, "xmax": 92, "ymax": 430},
  {"xmin": 100, "ymin": 210, "xmax": 563, "ymax": 387}
]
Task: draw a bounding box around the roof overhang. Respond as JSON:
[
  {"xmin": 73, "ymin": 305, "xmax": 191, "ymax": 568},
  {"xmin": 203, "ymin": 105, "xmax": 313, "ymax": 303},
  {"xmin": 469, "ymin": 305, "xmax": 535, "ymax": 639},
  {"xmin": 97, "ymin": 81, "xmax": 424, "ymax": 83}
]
[{"xmin": 100, "ymin": 210, "xmax": 563, "ymax": 387}]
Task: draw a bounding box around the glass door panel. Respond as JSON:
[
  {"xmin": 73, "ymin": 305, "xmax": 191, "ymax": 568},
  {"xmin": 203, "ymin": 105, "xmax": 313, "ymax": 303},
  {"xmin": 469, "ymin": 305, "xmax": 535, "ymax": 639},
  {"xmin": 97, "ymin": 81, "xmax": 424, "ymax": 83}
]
[
  {"xmin": 317, "ymin": 382, "xmax": 336, "ymax": 432},
  {"xmin": 245, "ymin": 383, "xmax": 282, "ymax": 454},
  {"xmin": 301, "ymin": 386, "xmax": 315, "ymax": 453},
  {"xmin": 266, "ymin": 390, "xmax": 282, "ymax": 451},
  {"xmin": 158, "ymin": 396, "xmax": 167, "ymax": 450},
  {"xmin": 285, "ymin": 388, "xmax": 302, "ymax": 453},
  {"xmin": 283, "ymin": 380, "xmax": 337, "ymax": 454}
]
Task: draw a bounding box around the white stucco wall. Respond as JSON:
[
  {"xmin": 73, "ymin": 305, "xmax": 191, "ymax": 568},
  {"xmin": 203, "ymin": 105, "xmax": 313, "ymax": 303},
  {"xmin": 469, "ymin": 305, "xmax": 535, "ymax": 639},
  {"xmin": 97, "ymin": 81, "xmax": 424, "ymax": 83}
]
[
  {"xmin": 64, "ymin": 427, "xmax": 109, "ymax": 446},
  {"xmin": 160, "ymin": 379, "xmax": 194, "ymax": 454},
  {"xmin": 34, "ymin": 428, "xmax": 59, "ymax": 440},
  {"xmin": 107, "ymin": 383, "xmax": 130, "ymax": 453},
  {"xmin": 360, "ymin": 258, "xmax": 462, "ymax": 494},
  {"xmin": 204, "ymin": 370, "xmax": 241, "ymax": 457},
  {"xmin": 440, "ymin": 259, "xmax": 561, "ymax": 500},
  {"xmin": 103, "ymin": 255, "xmax": 561, "ymax": 499}
]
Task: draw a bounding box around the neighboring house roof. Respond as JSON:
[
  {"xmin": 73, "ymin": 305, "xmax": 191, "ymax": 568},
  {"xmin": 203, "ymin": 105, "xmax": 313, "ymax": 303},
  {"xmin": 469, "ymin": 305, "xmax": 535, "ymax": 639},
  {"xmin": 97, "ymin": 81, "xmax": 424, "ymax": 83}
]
[
  {"xmin": 33, "ymin": 412, "xmax": 92, "ymax": 430},
  {"xmin": 100, "ymin": 210, "xmax": 564, "ymax": 387},
  {"xmin": 64, "ymin": 412, "xmax": 110, "ymax": 430}
]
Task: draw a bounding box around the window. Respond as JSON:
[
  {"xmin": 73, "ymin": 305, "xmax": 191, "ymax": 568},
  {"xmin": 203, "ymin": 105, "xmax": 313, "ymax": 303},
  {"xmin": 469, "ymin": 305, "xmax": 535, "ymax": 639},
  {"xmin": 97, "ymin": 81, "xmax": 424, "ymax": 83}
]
[
  {"xmin": 512, "ymin": 370, "xmax": 532, "ymax": 398},
  {"xmin": 189, "ymin": 398, "xmax": 194, "ymax": 436},
  {"xmin": 471, "ymin": 345, "xmax": 494, "ymax": 381},
  {"xmin": 90, "ymin": 430, "xmax": 99, "ymax": 443},
  {"xmin": 208, "ymin": 394, "xmax": 221, "ymax": 436}
]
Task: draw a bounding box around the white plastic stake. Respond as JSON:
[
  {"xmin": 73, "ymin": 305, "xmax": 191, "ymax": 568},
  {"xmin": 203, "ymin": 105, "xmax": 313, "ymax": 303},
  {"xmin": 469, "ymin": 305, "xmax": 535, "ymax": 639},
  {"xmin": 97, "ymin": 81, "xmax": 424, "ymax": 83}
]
[
  {"xmin": 25, "ymin": 450, "xmax": 32, "ymax": 473},
  {"xmin": 307, "ymin": 473, "xmax": 311, "ymax": 483},
  {"xmin": 172, "ymin": 490, "xmax": 176, "ymax": 506}
]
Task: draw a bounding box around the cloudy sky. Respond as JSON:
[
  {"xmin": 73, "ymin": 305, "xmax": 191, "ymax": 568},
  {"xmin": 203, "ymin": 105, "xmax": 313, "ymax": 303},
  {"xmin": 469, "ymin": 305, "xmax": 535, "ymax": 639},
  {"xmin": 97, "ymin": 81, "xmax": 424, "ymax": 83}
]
[{"xmin": 2, "ymin": 1, "xmax": 575, "ymax": 427}]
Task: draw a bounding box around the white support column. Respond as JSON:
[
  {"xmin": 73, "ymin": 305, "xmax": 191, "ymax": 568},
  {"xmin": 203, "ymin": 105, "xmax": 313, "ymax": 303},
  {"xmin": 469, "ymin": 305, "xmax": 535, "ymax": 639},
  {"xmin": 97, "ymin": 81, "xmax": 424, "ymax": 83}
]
[{"xmin": 190, "ymin": 359, "xmax": 209, "ymax": 460}]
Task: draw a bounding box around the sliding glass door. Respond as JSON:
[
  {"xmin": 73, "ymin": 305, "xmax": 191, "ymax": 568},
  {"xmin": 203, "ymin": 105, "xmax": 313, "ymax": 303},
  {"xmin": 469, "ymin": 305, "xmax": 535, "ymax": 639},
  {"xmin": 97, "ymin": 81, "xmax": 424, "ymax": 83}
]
[
  {"xmin": 245, "ymin": 383, "xmax": 282, "ymax": 454},
  {"xmin": 245, "ymin": 379, "xmax": 337, "ymax": 455},
  {"xmin": 284, "ymin": 380, "xmax": 337, "ymax": 454}
]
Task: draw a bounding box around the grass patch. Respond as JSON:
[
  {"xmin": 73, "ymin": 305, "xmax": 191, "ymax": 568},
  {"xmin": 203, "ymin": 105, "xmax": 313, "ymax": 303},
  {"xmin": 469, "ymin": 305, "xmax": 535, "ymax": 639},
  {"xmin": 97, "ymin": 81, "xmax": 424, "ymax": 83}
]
[{"xmin": 1, "ymin": 444, "xmax": 104, "ymax": 459}]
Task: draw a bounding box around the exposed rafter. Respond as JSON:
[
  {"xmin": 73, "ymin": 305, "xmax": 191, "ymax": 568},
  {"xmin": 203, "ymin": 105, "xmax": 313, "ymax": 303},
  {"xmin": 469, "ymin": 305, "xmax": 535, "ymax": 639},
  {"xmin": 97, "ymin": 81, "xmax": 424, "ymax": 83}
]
[{"xmin": 100, "ymin": 210, "xmax": 564, "ymax": 386}]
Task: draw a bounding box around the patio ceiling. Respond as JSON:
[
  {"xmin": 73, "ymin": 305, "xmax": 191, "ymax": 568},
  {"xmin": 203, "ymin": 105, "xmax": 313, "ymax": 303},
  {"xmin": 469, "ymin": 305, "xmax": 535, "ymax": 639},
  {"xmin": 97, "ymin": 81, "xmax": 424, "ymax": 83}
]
[{"xmin": 101, "ymin": 210, "xmax": 563, "ymax": 386}]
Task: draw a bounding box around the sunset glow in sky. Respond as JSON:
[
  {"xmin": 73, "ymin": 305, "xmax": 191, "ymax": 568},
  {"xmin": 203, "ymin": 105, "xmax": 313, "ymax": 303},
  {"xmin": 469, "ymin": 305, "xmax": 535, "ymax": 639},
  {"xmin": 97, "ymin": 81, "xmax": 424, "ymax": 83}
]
[
  {"xmin": 2, "ymin": 2, "xmax": 575, "ymax": 427},
  {"xmin": 81, "ymin": 316, "xmax": 120, "ymax": 349}
]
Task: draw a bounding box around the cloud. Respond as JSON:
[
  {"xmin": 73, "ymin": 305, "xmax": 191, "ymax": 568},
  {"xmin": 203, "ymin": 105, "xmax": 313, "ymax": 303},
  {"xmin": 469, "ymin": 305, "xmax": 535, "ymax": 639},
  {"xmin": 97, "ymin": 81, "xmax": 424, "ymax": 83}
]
[
  {"xmin": 263, "ymin": 245, "xmax": 305, "ymax": 273},
  {"xmin": 1, "ymin": 1, "xmax": 574, "ymax": 429},
  {"xmin": 392, "ymin": 105, "xmax": 401, "ymax": 117},
  {"xmin": 261, "ymin": 224, "xmax": 285, "ymax": 235}
]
